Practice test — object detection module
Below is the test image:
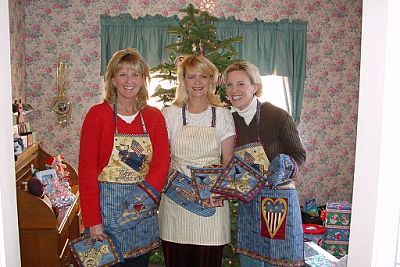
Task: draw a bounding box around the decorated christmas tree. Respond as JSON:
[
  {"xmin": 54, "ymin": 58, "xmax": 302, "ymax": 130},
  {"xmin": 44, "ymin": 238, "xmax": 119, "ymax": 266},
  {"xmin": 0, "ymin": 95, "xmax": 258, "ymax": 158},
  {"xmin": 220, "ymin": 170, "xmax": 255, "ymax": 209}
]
[{"xmin": 151, "ymin": 3, "xmax": 243, "ymax": 106}]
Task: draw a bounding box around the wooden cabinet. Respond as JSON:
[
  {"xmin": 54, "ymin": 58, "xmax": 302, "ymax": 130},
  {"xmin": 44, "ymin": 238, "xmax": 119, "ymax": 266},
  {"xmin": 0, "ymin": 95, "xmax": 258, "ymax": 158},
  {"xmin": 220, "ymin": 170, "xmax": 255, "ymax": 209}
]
[{"xmin": 15, "ymin": 143, "xmax": 82, "ymax": 267}]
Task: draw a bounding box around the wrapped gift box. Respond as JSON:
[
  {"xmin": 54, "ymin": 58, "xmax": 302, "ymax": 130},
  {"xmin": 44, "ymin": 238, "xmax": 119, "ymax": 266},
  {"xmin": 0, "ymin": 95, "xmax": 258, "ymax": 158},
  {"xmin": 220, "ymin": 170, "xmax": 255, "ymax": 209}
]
[
  {"xmin": 325, "ymin": 201, "xmax": 351, "ymax": 227},
  {"xmin": 325, "ymin": 228, "xmax": 350, "ymax": 242},
  {"xmin": 323, "ymin": 241, "xmax": 349, "ymax": 259},
  {"xmin": 323, "ymin": 201, "xmax": 351, "ymax": 258}
]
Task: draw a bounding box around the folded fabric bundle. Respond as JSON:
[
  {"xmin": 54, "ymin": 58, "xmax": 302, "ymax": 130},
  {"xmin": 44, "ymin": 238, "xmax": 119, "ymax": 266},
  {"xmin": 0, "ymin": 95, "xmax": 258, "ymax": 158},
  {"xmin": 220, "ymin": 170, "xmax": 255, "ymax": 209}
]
[
  {"xmin": 265, "ymin": 154, "xmax": 297, "ymax": 188},
  {"xmin": 211, "ymin": 154, "xmax": 265, "ymax": 202},
  {"xmin": 163, "ymin": 169, "xmax": 216, "ymax": 217}
]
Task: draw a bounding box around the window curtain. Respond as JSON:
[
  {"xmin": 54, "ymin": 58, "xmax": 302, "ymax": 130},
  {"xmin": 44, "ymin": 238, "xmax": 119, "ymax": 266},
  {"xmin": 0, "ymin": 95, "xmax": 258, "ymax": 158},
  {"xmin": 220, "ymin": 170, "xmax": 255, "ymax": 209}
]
[
  {"xmin": 100, "ymin": 13, "xmax": 179, "ymax": 74},
  {"xmin": 215, "ymin": 18, "xmax": 307, "ymax": 123},
  {"xmin": 100, "ymin": 14, "xmax": 307, "ymax": 123}
]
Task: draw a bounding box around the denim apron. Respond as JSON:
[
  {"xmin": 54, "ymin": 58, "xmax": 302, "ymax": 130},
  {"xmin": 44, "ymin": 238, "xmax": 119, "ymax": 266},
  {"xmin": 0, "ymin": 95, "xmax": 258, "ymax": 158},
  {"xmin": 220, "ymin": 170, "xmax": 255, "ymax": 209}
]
[
  {"xmin": 235, "ymin": 101, "xmax": 305, "ymax": 267},
  {"xmin": 159, "ymin": 106, "xmax": 230, "ymax": 245},
  {"xmin": 97, "ymin": 106, "xmax": 160, "ymax": 259}
]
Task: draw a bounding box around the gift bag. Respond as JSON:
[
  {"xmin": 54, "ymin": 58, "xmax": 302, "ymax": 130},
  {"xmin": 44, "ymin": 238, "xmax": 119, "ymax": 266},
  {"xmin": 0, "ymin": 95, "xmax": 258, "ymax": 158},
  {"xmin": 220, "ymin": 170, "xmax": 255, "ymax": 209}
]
[{"xmin": 69, "ymin": 235, "xmax": 120, "ymax": 267}]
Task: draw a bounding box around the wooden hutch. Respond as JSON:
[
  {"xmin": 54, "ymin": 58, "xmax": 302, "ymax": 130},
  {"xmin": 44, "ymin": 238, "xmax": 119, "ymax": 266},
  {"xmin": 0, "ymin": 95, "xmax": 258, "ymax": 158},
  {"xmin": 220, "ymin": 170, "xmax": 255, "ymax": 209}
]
[{"xmin": 15, "ymin": 143, "xmax": 82, "ymax": 267}]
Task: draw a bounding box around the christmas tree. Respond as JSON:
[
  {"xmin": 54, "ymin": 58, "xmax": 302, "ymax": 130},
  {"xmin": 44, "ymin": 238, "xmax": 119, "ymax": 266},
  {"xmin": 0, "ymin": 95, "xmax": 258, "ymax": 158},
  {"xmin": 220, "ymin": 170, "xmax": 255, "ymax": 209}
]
[{"xmin": 151, "ymin": 3, "xmax": 243, "ymax": 106}]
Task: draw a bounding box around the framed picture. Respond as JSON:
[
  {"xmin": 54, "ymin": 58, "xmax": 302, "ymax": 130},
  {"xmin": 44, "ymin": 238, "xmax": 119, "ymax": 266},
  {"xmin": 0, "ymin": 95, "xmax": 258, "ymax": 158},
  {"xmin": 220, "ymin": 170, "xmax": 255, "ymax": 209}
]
[
  {"xmin": 69, "ymin": 236, "xmax": 120, "ymax": 267},
  {"xmin": 14, "ymin": 137, "xmax": 24, "ymax": 156}
]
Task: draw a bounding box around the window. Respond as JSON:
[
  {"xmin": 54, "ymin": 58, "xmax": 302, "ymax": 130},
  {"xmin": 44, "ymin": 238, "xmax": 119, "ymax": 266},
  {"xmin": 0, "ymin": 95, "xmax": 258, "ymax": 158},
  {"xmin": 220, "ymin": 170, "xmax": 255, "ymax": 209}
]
[
  {"xmin": 148, "ymin": 74, "xmax": 289, "ymax": 113},
  {"xmin": 259, "ymin": 75, "xmax": 290, "ymax": 113}
]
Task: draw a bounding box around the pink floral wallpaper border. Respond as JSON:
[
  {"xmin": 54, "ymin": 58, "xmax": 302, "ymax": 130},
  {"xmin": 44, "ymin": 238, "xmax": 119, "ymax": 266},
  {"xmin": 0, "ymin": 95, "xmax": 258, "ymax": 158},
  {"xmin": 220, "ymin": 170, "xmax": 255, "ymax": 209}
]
[{"xmin": 9, "ymin": 0, "xmax": 362, "ymax": 206}]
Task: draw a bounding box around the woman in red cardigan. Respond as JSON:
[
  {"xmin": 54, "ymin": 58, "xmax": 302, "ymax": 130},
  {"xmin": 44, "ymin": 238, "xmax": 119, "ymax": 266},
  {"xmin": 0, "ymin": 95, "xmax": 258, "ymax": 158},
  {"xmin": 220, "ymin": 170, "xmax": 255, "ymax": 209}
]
[{"xmin": 78, "ymin": 48, "xmax": 170, "ymax": 267}]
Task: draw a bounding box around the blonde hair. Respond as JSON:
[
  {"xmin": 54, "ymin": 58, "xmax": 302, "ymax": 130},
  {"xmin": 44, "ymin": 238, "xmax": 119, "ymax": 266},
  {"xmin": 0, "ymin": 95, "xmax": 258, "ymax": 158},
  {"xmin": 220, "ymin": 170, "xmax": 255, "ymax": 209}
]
[
  {"xmin": 172, "ymin": 55, "xmax": 221, "ymax": 107},
  {"xmin": 223, "ymin": 61, "xmax": 263, "ymax": 97},
  {"xmin": 103, "ymin": 48, "xmax": 150, "ymax": 109}
]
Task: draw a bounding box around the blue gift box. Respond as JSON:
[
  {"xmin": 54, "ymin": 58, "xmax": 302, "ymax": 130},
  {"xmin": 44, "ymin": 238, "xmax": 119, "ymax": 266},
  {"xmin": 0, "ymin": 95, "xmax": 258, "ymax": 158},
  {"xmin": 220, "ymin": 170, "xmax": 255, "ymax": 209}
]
[{"xmin": 325, "ymin": 228, "xmax": 350, "ymax": 242}]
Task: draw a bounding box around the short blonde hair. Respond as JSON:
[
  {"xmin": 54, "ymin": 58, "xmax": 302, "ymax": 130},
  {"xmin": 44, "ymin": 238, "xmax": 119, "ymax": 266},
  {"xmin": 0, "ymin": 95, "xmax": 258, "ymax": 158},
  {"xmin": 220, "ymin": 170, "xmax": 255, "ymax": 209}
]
[
  {"xmin": 104, "ymin": 48, "xmax": 150, "ymax": 109},
  {"xmin": 223, "ymin": 61, "xmax": 263, "ymax": 97},
  {"xmin": 172, "ymin": 55, "xmax": 221, "ymax": 107}
]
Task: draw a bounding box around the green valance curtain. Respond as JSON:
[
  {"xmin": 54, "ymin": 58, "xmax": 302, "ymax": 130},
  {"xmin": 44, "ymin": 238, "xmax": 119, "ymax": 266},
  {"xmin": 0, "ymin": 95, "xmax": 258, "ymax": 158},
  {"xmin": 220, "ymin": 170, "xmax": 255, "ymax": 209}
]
[
  {"xmin": 100, "ymin": 14, "xmax": 307, "ymax": 123},
  {"xmin": 215, "ymin": 18, "xmax": 307, "ymax": 123},
  {"xmin": 100, "ymin": 14, "xmax": 179, "ymax": 74}
]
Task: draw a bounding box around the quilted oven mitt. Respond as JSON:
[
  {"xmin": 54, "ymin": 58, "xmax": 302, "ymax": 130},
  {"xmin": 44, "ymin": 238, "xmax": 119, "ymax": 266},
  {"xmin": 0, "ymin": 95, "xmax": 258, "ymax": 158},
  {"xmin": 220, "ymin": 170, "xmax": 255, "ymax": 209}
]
[
  {"xmin": 188, "ymin": 165, "xmax": 225, "ymax": 207},
  {"xmin": 265, "ymin": 154, "xmax": 297, "ymax": 188},
  {"xmin": 163, "ymin": 169, "xmax": 216, "ymax": 217},
  {"xmin": 211, "ymin": 154, "xmax": 265, "ymax": 203},
  {"xmin": 117, "ymin": 181, "xmax": 160, "ymax": 232}
]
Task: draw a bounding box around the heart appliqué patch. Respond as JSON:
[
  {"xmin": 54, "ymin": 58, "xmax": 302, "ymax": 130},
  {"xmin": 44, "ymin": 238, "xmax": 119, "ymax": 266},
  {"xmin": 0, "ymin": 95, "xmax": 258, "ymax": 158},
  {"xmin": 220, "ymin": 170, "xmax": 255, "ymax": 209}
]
[{"xmin": 261, "ymin": 197, "xmax": 288, "ymax": 238}]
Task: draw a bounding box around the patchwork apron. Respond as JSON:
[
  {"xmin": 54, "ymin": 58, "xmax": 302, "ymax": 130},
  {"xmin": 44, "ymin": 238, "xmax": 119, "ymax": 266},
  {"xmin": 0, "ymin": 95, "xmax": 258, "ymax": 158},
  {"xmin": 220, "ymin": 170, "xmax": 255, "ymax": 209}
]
[
  {"xmin": 97, "ymin": 107, "xmax": 160, "ymax": 259},
  {"xmin": 235, "ymin": 102, "xmax": 305, "ymax": 267},
  {"xmin": 159, "ymin": 106, "xmax": 230, "ymax": 245}
]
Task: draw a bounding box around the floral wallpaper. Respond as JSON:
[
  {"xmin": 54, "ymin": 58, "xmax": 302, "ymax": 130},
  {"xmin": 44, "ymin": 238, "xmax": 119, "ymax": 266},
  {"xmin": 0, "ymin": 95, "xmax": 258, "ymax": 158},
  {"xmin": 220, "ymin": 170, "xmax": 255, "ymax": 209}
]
[
  {"xmin": 9, "ymin": 0, "xmax": 26, "ymax": 101},
  {"xmin": 9, "ymin": 0, "xmax": 362, "ymax": 207}
]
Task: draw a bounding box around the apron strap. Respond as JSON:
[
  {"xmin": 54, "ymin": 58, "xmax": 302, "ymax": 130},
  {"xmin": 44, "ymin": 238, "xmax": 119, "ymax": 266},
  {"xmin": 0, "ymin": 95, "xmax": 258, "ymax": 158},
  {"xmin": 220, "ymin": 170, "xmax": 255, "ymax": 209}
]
[
  {"xmin": 182, "ymin": 105, "xmax": 187, "ymax": 126},
  {"xmin": 211, "ymin": 106, "xmax": 216, "ymax": 128},
  {"xmin": 139, "ymin": 112, "xmax": 147, "ymax": 133},
  {"xmin": 182, "ymin": 104, "xmax": 216, "ymax": 127},
  {"xmin": 113, "ymin": 104, "xmax": 147, "ymax": 134},
  {"xmin": 256, "ymin": 100, "xmax": 261, "ymax": 141},
  {"xmin": 113, "ymin": 104, "xmax": 118, "ymax": 134}
]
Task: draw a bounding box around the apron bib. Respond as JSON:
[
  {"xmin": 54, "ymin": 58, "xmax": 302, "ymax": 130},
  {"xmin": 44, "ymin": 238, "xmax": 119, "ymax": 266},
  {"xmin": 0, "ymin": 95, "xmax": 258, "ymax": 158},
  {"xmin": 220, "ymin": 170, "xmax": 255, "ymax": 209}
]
[
  {"xmin": 98, "ymin": 106, "xmax": 159, "ymax": 258},
  {"xmin": 159, "ymin": 106, "xmax": 230, "ymax": 245},
  {"xmin": 234, "ymin": 101, "xmax": 305, "ymax": 267}
]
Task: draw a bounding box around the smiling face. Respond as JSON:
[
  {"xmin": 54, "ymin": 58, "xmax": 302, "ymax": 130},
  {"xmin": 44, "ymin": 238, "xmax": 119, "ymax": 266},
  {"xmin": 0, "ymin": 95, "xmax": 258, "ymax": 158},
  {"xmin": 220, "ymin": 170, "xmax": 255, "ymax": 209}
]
[
  {"xmin": 184, "ymin": 68, "xmax": 213, "ymax": 100},
  {"xmin": 225, "ymin": 70, "xmax": 257, "ymax": 110},
  {"xmin": 112, "ymin": 63, "xmax": 145, "ymax": 102}
]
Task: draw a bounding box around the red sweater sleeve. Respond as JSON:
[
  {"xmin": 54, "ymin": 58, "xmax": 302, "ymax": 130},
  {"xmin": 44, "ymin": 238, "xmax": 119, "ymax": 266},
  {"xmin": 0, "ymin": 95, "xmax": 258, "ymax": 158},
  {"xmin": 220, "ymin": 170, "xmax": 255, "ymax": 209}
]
[
  {"xmin": 142, "ymin": 107, "xmax": 171, "ymax": 192},
  {"xmin": 78, "ymin": 103, "xmax": 114, "ymax": 227}
]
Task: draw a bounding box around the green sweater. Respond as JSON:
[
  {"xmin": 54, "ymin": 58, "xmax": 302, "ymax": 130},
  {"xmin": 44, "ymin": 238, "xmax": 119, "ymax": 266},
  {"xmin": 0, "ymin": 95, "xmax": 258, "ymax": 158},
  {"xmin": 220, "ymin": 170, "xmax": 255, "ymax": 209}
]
[{"xmin": 233, "ymin": 102, "xmax": 306, "ymax": 166}]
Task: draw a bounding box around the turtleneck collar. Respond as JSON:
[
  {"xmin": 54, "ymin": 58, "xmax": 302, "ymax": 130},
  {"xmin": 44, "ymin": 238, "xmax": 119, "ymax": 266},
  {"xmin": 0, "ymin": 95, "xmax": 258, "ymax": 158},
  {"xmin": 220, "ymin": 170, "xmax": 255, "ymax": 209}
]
[{"xmin": 233, "ymin": 97, "xmax": 258, "ymax": 125}]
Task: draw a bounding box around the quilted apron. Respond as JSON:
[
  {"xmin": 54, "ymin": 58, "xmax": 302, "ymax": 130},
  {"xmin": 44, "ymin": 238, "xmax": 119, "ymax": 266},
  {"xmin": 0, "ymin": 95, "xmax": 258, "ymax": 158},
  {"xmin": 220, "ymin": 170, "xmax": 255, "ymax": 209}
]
[
  {"xmin": 235, "ymin": 102, "xmax": 305, "ymax": 267},
  {"xmin": 159, "ymin": 106, "xmax": 230, "ymax": 245},
  {"xmin": 97, "ymin": 107, "xmax": 160, "ymax": 259}
]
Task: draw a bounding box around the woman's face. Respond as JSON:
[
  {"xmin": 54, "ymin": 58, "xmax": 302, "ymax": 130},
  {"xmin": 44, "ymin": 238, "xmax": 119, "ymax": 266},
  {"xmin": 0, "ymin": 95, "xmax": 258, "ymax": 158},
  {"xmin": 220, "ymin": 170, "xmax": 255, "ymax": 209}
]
[
  {"xmin": 184, "ymin": 69, "xmax": 212, "ymax": 100},
  {"xmin": 112, "ymin": 63, "xmax": 145, "ymax": 101},
  {"xmin": 225, "ymin": 70, "xmax": 257, "ymax": 110}
]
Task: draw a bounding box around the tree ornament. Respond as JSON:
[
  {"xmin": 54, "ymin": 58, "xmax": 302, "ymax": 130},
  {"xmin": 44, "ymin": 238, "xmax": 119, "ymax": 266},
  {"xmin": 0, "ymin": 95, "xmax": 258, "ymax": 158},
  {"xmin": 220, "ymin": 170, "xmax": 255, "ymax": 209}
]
[{"xmin": 199, "ymin": 40, "xmax": 205, "ymax": 56}]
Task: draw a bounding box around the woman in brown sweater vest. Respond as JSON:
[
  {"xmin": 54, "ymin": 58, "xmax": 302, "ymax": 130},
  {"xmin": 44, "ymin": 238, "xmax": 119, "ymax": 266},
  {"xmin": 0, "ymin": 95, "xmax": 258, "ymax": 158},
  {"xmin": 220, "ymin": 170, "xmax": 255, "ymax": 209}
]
[{"xmin": 223, "ymin": 61, "xmax": 306, "ymax": 267}]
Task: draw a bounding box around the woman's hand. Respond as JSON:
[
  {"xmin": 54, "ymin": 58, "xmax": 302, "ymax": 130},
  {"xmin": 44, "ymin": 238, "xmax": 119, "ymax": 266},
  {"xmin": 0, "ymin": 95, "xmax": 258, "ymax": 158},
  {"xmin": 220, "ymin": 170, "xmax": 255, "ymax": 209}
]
[
  {"xmin": 89, "ymin": 224, "xmax": 108, "ymax": 241},
  {"xmin": 203, "ymin": 197, "xmax": 224, "ymax": 208}
]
